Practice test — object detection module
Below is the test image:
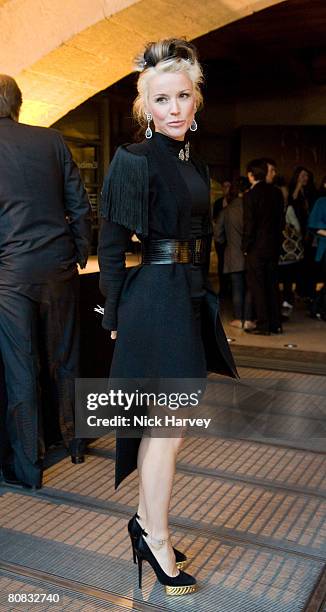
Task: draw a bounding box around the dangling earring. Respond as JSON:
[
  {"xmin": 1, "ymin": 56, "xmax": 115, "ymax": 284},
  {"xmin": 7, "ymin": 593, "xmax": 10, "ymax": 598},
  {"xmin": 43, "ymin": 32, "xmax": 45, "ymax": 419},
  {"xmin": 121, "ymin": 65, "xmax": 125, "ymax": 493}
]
[
  {"xmin": 145, "ymin": 113, "xmax": 152, "ymax": 139},
  {"xmin": 190, "ymin": 118, "xmax": 197, "ymax": 132}
]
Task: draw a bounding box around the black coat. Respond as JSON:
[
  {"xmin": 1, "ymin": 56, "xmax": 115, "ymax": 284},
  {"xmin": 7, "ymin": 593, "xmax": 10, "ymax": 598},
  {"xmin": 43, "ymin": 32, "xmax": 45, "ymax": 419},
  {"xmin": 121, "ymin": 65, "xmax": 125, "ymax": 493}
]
[
  {"xmin": 98, "ymin": 134, "xmax": 237, "ymax": 488},
  {"xmin": 242, "ymin": 181, "xmax": 284, "ymax": 259},
  {"xmin": 0, "ymin": 117, "xmax": 91, "ymax": 283}
]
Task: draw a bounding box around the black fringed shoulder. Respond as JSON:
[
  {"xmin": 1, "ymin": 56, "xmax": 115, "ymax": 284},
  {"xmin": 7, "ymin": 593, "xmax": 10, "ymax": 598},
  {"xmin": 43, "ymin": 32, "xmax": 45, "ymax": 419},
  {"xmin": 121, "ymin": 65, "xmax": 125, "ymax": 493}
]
[{"xmin": 100, "ymin": 145, "xmax": 149, "ymax": 236}]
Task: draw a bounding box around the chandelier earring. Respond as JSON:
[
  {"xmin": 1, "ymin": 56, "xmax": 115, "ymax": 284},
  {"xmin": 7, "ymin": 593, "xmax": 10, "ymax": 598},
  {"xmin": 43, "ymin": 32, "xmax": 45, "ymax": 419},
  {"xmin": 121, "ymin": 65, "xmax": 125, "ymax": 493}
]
[
  {"xmin": 190, "ymin": 117, "xmax": 197, "ymax": 132},
  {"xmin": 145, "ymin": 113, "xmax": 153, "ymax": 139}
]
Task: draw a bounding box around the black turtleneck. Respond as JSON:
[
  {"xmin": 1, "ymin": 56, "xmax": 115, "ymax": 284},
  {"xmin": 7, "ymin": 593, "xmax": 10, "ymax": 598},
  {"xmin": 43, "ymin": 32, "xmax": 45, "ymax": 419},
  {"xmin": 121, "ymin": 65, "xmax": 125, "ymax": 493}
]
[
  {"xmin": 145, "ymin": 132, "xmax": 209, "ymax": 298},
  {"xmin": 151, "ymin": 132, "xmax": 209, "ymax": 231}
]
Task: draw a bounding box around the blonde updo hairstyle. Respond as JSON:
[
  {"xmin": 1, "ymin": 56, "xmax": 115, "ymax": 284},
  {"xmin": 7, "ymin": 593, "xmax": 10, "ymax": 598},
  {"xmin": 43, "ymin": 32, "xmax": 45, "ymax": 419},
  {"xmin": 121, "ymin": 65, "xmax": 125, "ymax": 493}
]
[{"xmin": 133, "ymin": 38, "xmax": 204, "ymax": 128}]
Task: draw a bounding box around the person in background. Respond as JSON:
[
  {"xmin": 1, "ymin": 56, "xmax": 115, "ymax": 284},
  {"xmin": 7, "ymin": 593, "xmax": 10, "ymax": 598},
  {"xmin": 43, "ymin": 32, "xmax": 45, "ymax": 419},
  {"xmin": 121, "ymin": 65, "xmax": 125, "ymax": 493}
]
[
  {"xmin": 0, "ymin": 75, "xmax": 91, "ymax": 489},
  {"xmin": 278, "ymin": 175, "xmax": 304, "ymax": 318},
  {"xmin": 265, "ymin": 169, "xmax": 303, "ymax": 319},
  {"xmin": 262, "ymin": 158, "xmax": 298, "ymax": 316},
  {"xmin": 243, "ymin": 159, "xmax": 284, "ymax": 335},
  {"xmin": 261, "ymin": 157, "xmax": 277, "ymax": 185},
  {"xmin": 262, "ymin": 156, "xmax": 289, "ymax": 207},
  {"xmin": 213, "ymin": 180, "xmax": 232, "ymax": 217},
  {"xmin": 288, "ymin": 166, "xmax": 316, "ymax": 230},
  {"xmin": 215, "ymin": 177, "xmax": 255, "ymax": 330},
  {"xmin": 288, "ymin": 166, "xmax": 318, "ymax": 300},
  {"xmin": 213, "ymin": 180, "xmax": 232, "ymax": 296},
  {"xmin": 308, "ymin": 176, "xmax": 326, "ymax": 320},
  {"xmin": 274, "ymin": 174, "xmax": 289, "ymax": 208}
]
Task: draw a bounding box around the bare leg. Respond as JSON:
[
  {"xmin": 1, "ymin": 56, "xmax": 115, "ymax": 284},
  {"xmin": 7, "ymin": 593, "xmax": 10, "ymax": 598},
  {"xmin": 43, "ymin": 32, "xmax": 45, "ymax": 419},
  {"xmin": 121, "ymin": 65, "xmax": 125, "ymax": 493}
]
[
  {"xmin": 137, "ymin": 481, "xmax": 147, "ymax": 525},
  {"xmin": 137, "ymin": 435, "xmax": 184, "ymax": 576}
]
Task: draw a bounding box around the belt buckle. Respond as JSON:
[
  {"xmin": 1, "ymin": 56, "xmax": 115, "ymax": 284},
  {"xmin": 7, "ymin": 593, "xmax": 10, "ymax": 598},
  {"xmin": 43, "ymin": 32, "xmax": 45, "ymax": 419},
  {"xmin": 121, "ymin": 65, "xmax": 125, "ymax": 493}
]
[
  {"xmin": 177, "ymin": 240, "xmax": 190, "ymax": 264},
  {"xmin": 173, "ymin": 242, "xmax": 180, "ymax": 263}
]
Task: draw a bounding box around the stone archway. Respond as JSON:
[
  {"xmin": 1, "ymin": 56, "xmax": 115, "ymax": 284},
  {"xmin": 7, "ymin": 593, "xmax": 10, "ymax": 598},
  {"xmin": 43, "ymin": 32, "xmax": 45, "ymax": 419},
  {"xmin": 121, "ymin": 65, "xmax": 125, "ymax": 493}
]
[{"xmin": 0, "ymin": 0, "xmax": 287, "ymax": 125}]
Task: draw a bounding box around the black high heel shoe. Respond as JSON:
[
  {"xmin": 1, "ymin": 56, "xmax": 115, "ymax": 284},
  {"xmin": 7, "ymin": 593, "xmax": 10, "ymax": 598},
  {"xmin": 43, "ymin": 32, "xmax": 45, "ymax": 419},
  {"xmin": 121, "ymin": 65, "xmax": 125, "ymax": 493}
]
[
  {"xmin": 135, "ymin": 530, "xmax": 196, "ymax": 595},
  {"xmin": 127, "ymin": 513, "xmax": 188, "ymax": 570}
]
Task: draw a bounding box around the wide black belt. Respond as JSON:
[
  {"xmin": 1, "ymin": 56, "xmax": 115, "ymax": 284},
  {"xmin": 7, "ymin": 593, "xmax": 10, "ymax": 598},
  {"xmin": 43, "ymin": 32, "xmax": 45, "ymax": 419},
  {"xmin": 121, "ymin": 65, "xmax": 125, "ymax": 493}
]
[{"xmin": 141, "ymin": 238, "xmax": 207, "ymax": 265}]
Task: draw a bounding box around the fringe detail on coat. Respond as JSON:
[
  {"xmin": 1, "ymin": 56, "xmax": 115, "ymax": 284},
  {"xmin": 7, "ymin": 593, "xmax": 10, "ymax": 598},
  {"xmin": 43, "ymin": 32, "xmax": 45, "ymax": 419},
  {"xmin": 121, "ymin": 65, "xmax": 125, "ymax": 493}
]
[{"xmin": 100, "ymin": 145, "xmax": 149, "ymax": 236}]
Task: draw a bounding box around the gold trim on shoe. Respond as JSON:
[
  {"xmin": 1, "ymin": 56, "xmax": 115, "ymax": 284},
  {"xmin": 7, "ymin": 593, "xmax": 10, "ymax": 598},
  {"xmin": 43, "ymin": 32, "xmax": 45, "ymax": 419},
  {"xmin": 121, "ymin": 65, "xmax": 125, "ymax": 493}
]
[{"xmin": 165, "ymin": 584, "xmax": 197, "ymax": 595}]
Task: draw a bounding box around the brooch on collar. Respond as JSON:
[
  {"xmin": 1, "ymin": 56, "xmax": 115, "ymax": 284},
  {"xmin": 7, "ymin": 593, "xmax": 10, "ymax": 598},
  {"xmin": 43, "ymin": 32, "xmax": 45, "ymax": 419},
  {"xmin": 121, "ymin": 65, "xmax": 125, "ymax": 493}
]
[{"xmin": 178, "ymin": 142, "xmax": 190, "ymax": 162}]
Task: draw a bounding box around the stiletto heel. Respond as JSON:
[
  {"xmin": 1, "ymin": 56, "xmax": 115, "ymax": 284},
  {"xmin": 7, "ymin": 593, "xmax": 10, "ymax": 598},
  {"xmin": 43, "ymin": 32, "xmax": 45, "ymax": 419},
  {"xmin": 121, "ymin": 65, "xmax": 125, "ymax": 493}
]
[
  {"xmin": 127, "ymin": 513, "xmax": 188, "ymax": 569},
  {"xmin": 134, "ymin": 531, "xmax": 196, "ymax": 596}
]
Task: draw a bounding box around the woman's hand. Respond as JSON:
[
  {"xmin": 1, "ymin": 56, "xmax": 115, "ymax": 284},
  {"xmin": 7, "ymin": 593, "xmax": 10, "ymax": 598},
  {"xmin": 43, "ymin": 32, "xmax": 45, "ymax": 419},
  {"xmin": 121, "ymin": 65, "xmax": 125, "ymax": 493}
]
[
  {"xmin": 111, "ymin": 330, "xmax": 117, "ymax": 340},
  {"xmin": 293, "ymin": 183, "xmax": 302, "ymax": 199}
]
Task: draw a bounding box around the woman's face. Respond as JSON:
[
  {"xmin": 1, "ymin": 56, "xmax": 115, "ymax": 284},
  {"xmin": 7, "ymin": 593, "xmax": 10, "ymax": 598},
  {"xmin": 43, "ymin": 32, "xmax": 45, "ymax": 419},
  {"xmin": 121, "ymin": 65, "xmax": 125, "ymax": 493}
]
[
  {"xmin": 146, "ymin": 71, "xmax": 196, "ymax": 141},
  {"xmin": 298, "ymin": 170, "xmax": 309, "ymax": 185}
]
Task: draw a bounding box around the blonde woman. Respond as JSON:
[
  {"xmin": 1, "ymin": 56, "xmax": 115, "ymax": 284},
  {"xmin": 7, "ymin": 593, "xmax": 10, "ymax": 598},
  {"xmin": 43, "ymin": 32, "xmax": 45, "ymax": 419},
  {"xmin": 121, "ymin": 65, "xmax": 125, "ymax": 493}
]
[{"xmin": 98, "ymin": 38, "xmax": 237, "ymax": 595}]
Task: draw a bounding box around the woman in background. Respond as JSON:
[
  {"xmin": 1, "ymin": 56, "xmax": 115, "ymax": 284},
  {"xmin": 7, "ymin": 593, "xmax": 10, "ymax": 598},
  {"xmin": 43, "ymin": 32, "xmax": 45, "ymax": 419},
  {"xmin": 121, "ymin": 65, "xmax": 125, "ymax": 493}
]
[
  {"xmin": 288, "ymin": 166, "xmax": 317, "ymax": 300},
  {"xmin": 278, "ymin": 175, "xmax": 304, "ymax": 317}
]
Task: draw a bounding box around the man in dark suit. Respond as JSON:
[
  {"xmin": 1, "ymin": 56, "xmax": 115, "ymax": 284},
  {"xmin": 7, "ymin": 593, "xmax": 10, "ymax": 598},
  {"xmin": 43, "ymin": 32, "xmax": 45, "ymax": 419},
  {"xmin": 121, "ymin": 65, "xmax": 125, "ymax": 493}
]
[
  {"xmin": 243, "ymin": 159, "xmax": 284, "ymax": 335},
  {"xmin": 0, "ymin": 75, "xmax": 91, "ymax": 488}
]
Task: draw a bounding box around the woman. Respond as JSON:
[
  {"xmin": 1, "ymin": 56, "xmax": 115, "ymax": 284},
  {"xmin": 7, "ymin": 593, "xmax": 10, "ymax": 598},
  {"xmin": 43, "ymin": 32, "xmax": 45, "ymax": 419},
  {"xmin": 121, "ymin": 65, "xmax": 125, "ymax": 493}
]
[
  {"xmin": 98, "ymin": 38, "xmax": 237, "ymax": 595},
  {"xmin": 288, "ymin": 167, "xmax": 316, "ymax": 229},
  {"xmin": 288, "ymin": 166, "xmax": 317, "ymax": 299},
  {"xmin": 278, "ymin": 175, "xmax": 304, "ymax": 316},
  {"xmin": 214, "ymin": 176, "xmax": 255, "ymax": 330}
]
